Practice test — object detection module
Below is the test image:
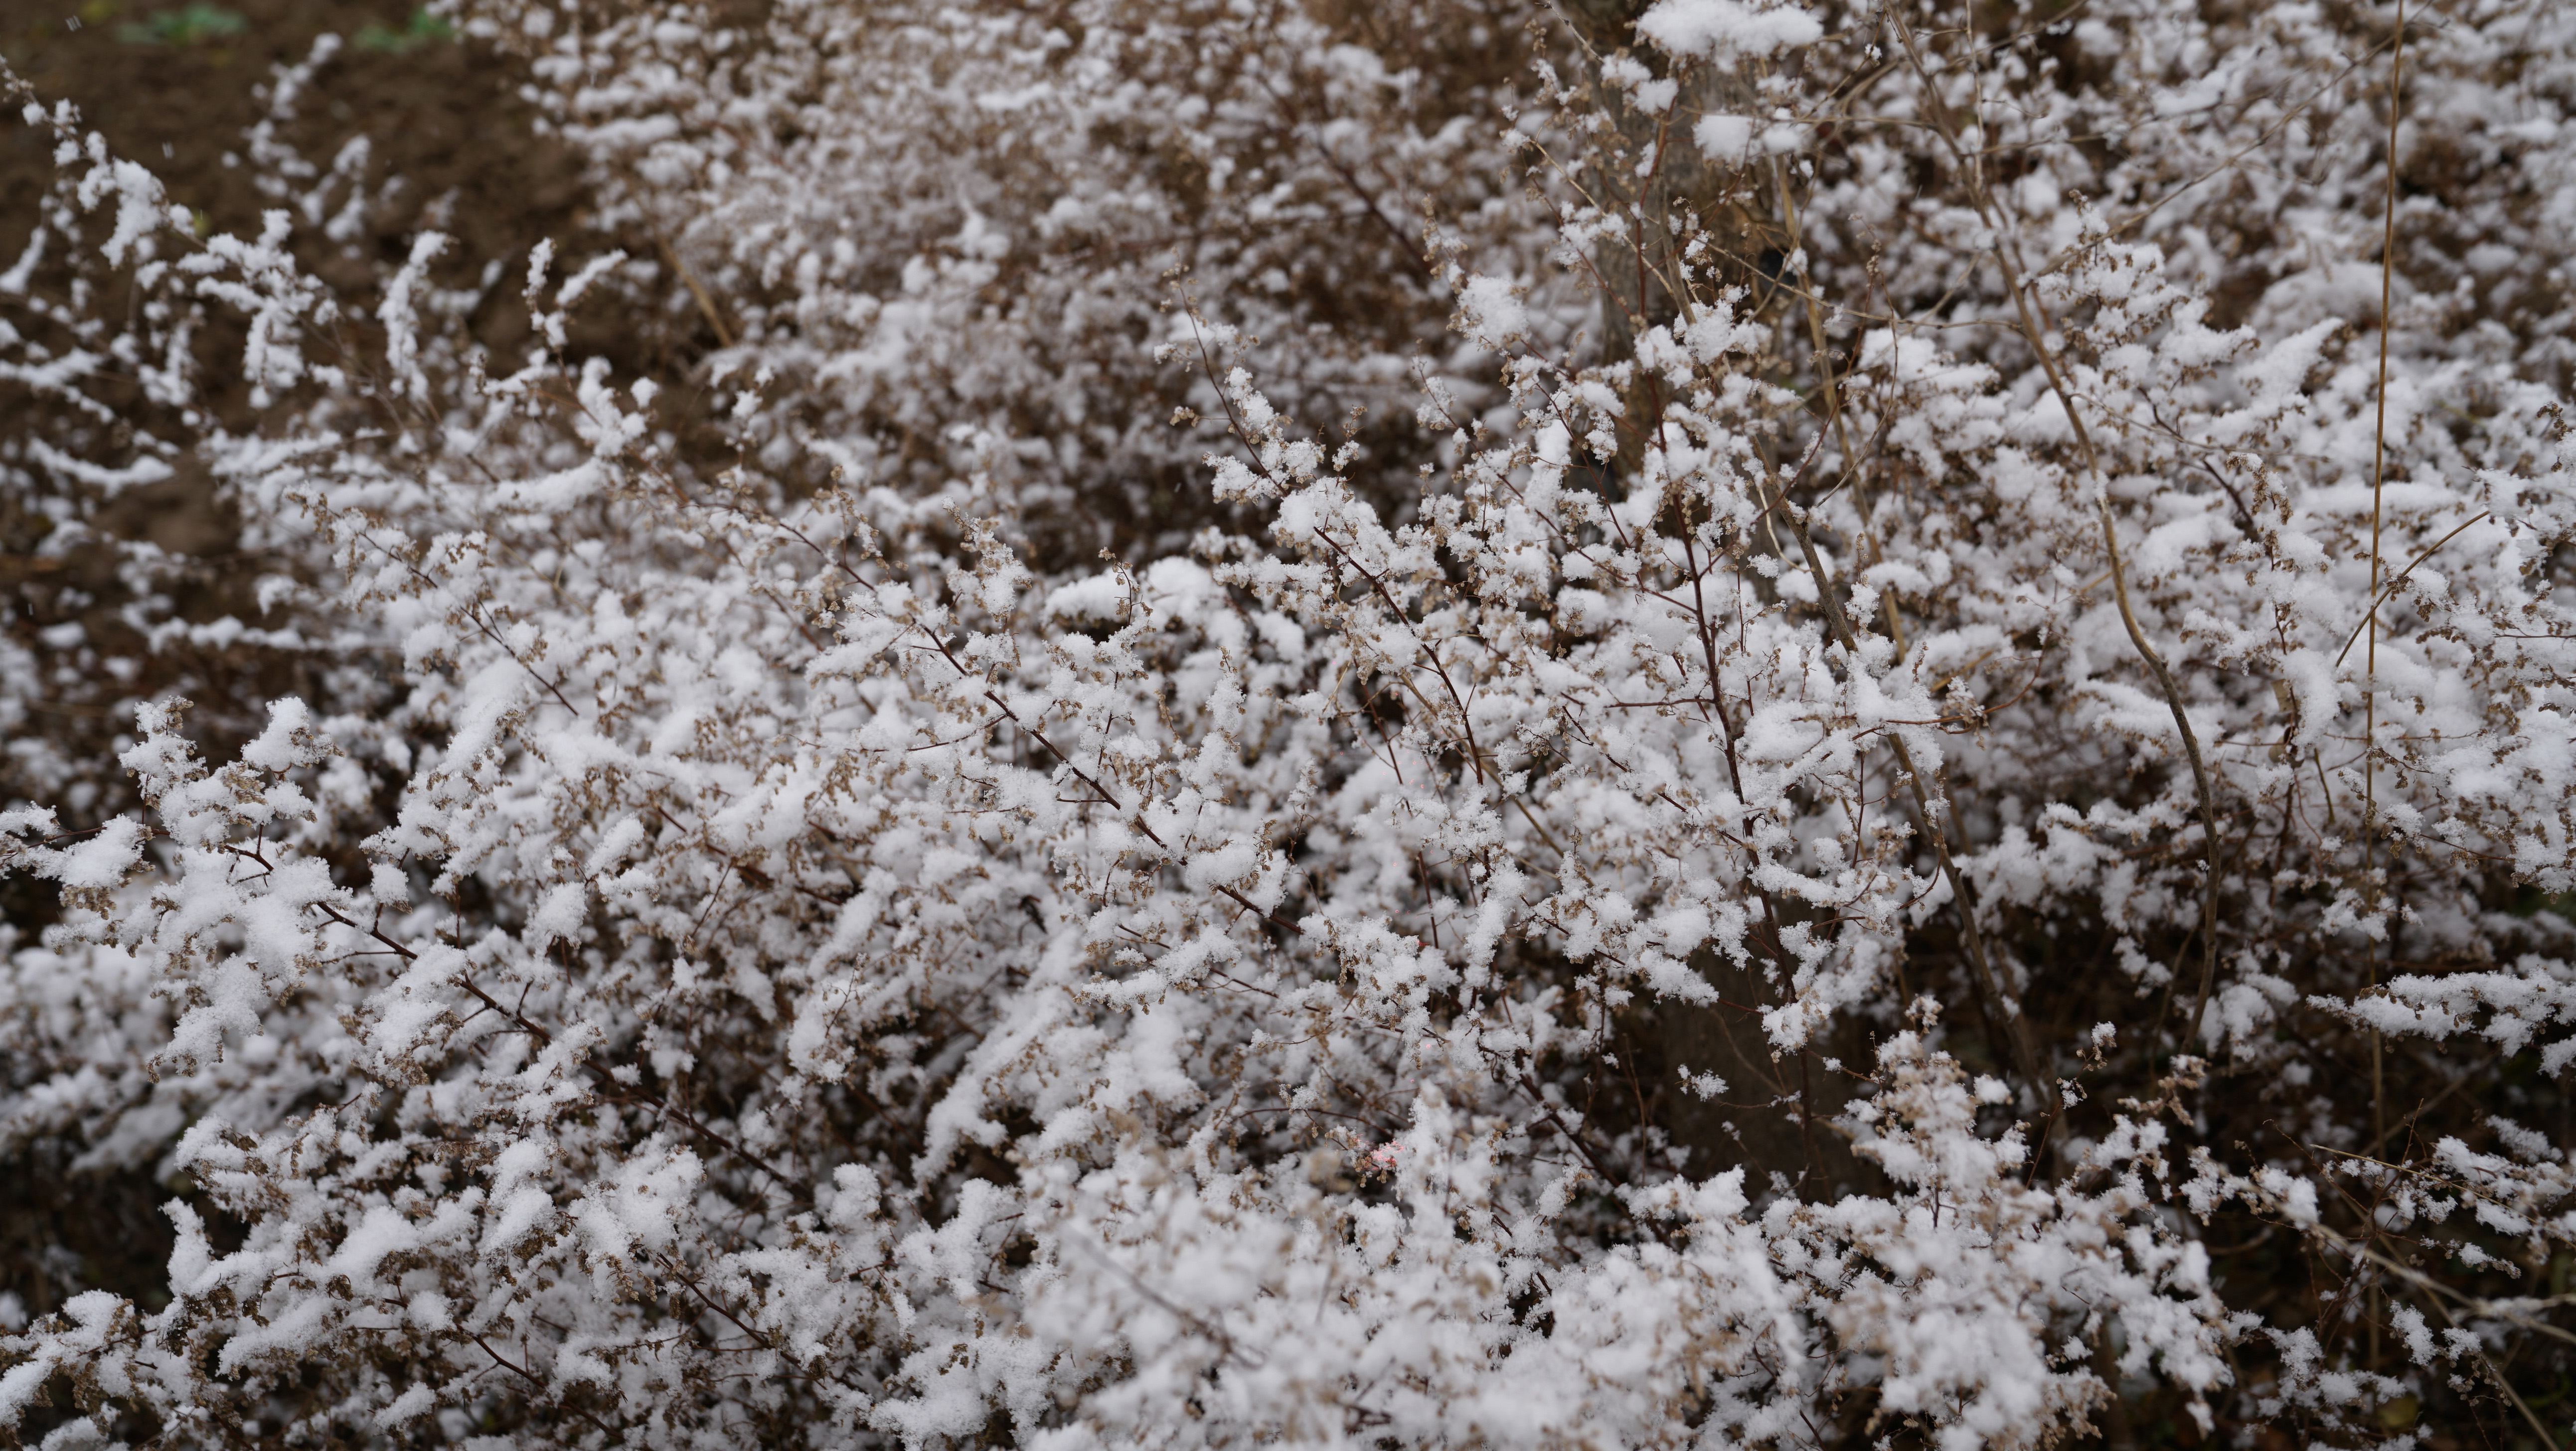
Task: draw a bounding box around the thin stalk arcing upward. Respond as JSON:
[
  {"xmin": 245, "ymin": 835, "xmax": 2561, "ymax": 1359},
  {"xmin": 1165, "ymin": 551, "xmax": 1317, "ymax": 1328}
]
[
  {"xmin": 1889, "ymin": 9, "xmax": 2226, "ymax": 1052},
  {"xmin": 1757, "ymin": 464, "xmax": 2061, "ymax": 1120},
  {"xmin": 1702, "ymin": 56, "xmax": 2059, "ymax": 1120},
  {"xmin": 1748, "ymin": 160, "xmax": 2055, "ymax": 1116},
  {"xmin": 2365, "ymin": 0, "xmax": 2406, "ymax": 1161}
]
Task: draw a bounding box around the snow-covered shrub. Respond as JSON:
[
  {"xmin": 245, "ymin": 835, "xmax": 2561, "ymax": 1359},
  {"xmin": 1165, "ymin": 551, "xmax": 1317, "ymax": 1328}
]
[{"xmin": 5, "ymin": 0, "xmax": 2576, "ymax": 1445}]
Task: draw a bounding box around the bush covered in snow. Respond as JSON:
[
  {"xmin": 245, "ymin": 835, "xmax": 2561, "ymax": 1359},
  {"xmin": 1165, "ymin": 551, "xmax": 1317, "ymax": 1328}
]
[{"xmin": 6, "ymin": 0, "xmax": 2576, "ymax": 1445}]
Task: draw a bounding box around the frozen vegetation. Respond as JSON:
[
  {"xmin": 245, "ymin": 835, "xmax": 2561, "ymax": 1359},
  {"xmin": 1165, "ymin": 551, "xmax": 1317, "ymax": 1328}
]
[{"xmin": 6, "ymin": 0, "xmax": 2576, "ymax": 1445}]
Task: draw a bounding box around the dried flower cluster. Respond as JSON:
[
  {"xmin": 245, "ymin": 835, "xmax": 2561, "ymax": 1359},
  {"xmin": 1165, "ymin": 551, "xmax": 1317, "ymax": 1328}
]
[{"xmin": 5, "ymin": 0, "xmax": 2576, "ymax": 1446}]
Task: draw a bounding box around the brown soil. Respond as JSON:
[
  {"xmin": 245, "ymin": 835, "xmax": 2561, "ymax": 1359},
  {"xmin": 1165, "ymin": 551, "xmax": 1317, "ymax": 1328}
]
[{"xmin": 2, "ymin": 0, "xmax": 585, "ymax": 270}]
